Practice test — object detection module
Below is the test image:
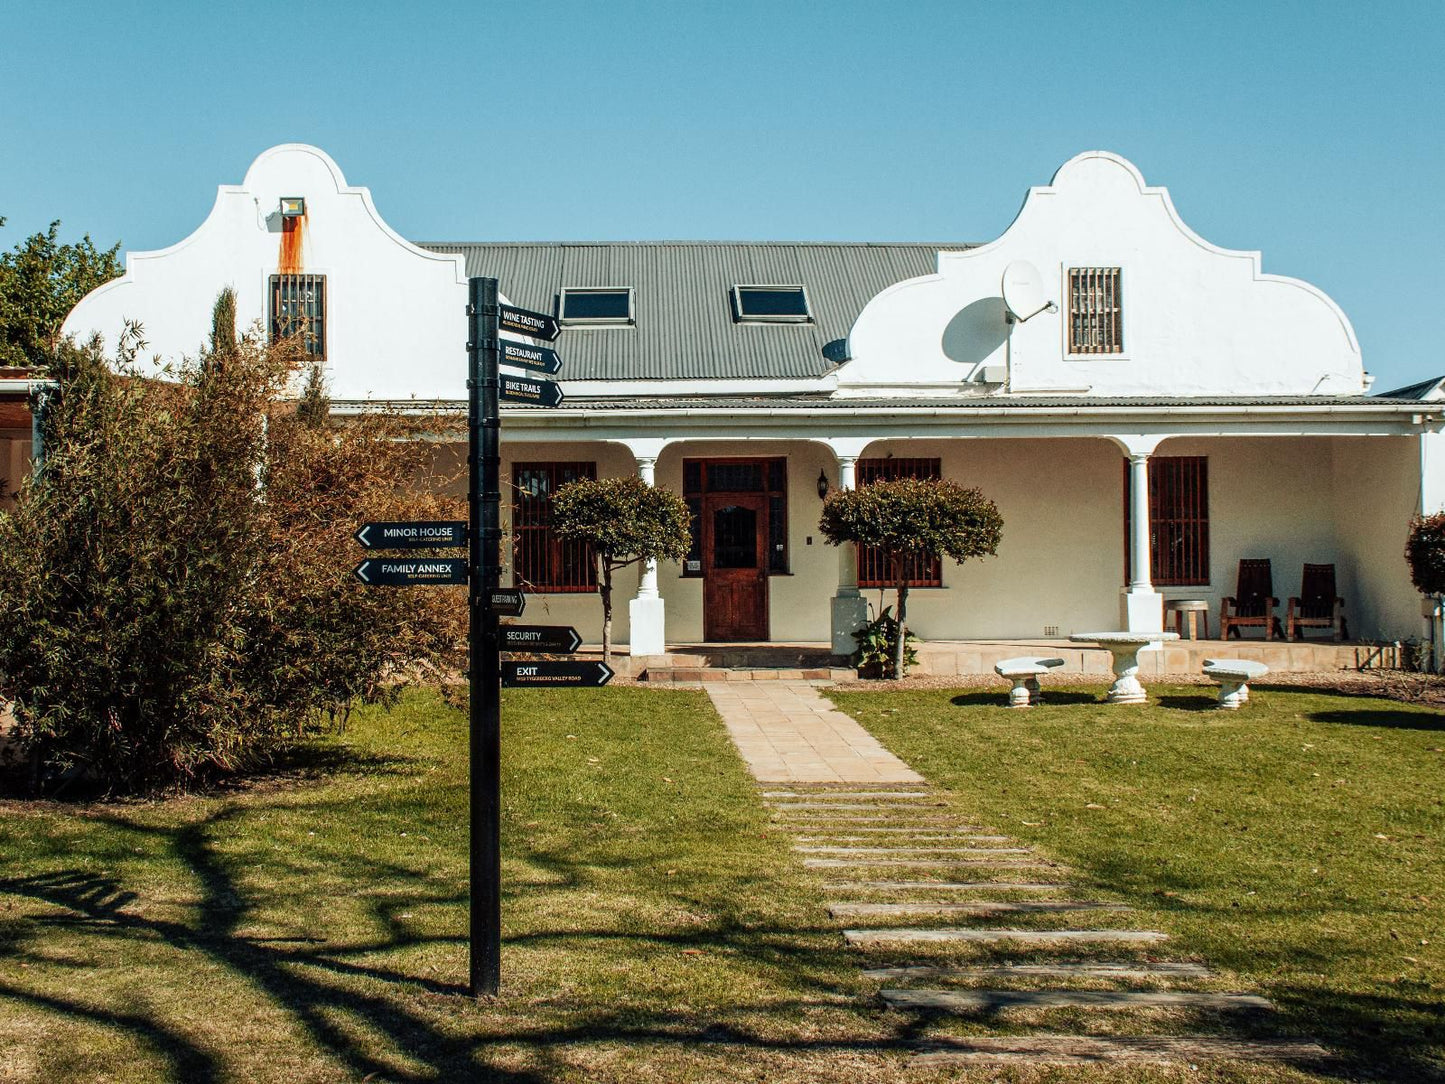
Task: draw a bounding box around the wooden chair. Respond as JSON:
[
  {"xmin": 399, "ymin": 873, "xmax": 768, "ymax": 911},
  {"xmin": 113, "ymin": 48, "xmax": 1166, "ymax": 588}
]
[
  {"xmin": 1220, "ymin": 559, "xmax": 1284, "ymax": 640},
  {"xmin": 1287, "ymin": 563, "xmax": 1348, "ymax": 642}
]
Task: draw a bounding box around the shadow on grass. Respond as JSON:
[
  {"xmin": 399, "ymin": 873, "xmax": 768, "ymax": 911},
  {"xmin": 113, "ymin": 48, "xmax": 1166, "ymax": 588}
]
[
  {"xmin": 1307, "ymin": 709, "xmax": 1445, "ymax": 732},
  {"xmin": 1154, "ymin": 693, "xmax": 1224, "ymax": 712},
  {"xmin": 948, "ymin": 692, "xmax": 1101, "ymax": 708}
]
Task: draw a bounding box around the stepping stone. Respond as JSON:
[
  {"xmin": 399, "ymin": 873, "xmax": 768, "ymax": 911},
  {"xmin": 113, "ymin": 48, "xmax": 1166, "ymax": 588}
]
[
  {"xmin": 862, "ymin": 961, "xmax": 1213, "ymax": 981},
  {"xmin": 795, "ymin": 846, "xmax": 1032, "ymax": 856},
  {"xmin": 807, "ymin": 858, "xmax": 1055, "ymax": 870},
  {"xmin": 845, "ymin": 928, "xmax": 1167, "ymax": 945},
  {"xmin": 773, "ymin": 815, "xmax": 980, "ymax": 825},
  {"xmin": 829, "ymin": 900, "xmax": 1130, "ymax": 918},
  {"xmin": 883, "ymin": 988, "xmax": 1273, "ymax": 1012},
  {"xmin": 793, "ymin": 827, "xmax": 1009, "ymax": 837},
  {"xmin": 768, "ymin": 802, "xmax": 945, "ymax": 811},
  {"xmin": 795, "ymin": 835, "xmax": 1012, "ymax": 843},
  {"xmin": 826, "ymin": 881, "xmax": 1073, "ymax": 892},
  {"xmin": 762, "ymin": 791, "xmax": 935, "ymax": 799},
  {"xmin": 911, "ymin": 1035, "xmax": 1329, "ymax": 1067}
]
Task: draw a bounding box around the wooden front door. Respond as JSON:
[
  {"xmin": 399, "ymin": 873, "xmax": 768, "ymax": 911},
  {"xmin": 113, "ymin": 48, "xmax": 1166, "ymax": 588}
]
[{"xmin": 703, "ymin": 494, "xmax": 769, "ymax": 641}]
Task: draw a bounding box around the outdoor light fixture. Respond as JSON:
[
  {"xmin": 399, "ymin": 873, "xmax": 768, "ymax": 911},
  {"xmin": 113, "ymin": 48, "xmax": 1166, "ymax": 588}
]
[
  {"xmin": 279, "ymin": 196, "xmax": 306, "ymax": 218},
  {"xmin": 817, "ymin": 469, "xmax": 829, "ymax": 499}
]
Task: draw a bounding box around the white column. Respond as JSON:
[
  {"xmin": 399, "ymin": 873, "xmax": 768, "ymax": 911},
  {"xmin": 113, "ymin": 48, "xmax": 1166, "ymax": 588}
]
[
  {"xmin": 829, "ymin": 452, "xmax": 870, "ymax": 654},
  {"xmin": 1121, "ymin": 449, "xmax": 1164, "ymax": 633},
  {"xmin": 628, "ymin": 455, "xmax": 666, "ymax": 656}
]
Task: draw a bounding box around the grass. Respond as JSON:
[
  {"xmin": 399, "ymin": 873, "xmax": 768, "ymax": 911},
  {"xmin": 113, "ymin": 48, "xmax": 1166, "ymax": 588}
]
[{"xmin": 828, "ymin": 682, "xmax": 1445, "ymax": 1082}]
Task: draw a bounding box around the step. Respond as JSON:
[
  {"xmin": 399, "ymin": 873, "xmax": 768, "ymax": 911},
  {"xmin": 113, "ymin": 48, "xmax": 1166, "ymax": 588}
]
[
  {"xmin": 772, "ymin": 815, "xmax": 981, "ymax": 826},
  {"xmin": 795, "ymin": 835, "xmax": 1013, "ymax": 843},
  {"xmin": 768, "ymin": 802, "xmax": 946, "ymax": 811},
  {"xmin": 829, "ymin": 900, "xmax": 1130, "ymax": 918},
  {"xmin": 863, "ymin": 961, "xmax": 1213, "ymax": 981},
  {"xmin": 795, "ymin": 827, "xmax": 1008, "ymax": 837},
  {"xmin": 884, "ymin": 988, "xmax": 1273, "ymax": 1013},
  {"xmin": 795, "ymin": 846, "xmax": 1032, "ymax": 856},
  {"xmin": 646, "ymin": 667, "xmax": 854, "ymax": 683},
  {"xmin": 826, "ymin": 881, "xmax": 1073, "ymax": 892},
  {"xmin": 911, "ymin": 1035, "xmax": 1329, "ymax": 1067},
  {"xmin": 806, "ymin": 858, "xmax": 1056, "ymax": 870},
  {"xmin": 761, "ymin": 790, "xmax": 935, "ymax": 800},
  {"xmin": 845, "ymin": 928, "xmax": 1167, "ymax": 946}
]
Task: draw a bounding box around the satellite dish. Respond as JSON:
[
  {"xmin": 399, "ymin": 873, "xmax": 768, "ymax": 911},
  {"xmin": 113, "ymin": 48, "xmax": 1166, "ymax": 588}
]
[{"xmin": 1002, "ymin": 260, "xmax": 1052, "ymax": 323}]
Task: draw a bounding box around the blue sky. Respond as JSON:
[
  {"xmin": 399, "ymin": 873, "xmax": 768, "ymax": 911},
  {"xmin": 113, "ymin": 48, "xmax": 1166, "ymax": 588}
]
[{"xmin": 3, "ymin": 0, "xmax": 1441, "ymax": 389}]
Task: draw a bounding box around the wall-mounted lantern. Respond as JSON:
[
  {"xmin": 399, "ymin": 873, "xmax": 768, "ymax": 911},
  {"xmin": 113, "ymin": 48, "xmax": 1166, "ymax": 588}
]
[
  {"xmin": 279, "ymin": 196, "xmax": 306, "ymax": 218},
  {"xmin": 817, "ymin": 469, "xmax": 830, "ymax": 500}
]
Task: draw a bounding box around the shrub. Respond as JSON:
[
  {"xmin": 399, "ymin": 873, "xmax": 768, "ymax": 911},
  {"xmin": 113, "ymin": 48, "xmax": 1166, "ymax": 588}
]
[
  {"xmin": 1405, "ymin": 513, "xmax": 1445, "ymax": 597},
  {"xmin": 0, "ymin": 302, "xmax": 463, "ymax": 795}
]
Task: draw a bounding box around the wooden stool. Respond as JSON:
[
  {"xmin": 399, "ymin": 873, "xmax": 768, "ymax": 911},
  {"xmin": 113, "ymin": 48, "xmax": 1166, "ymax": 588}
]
[{"xmin": 1166, "ymin": 599, "xmax": 1210, "ymax": 640}]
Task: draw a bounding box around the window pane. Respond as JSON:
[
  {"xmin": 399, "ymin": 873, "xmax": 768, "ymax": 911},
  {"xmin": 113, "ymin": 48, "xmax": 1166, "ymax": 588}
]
[
  {"xmin": 713, "ymin": 505, "xmax": 757, "ymax": 568},
  {"xmin": 736, "ymin": 286, "xmax": 809, "ymax": 318},
  {"xmin": 561, "ymin": 289, "xmax": 631, "ymax": 320},
  {"xmin": 768, "ymin": 495, "xmax": 787, "ymax": 573},
  {"xmin": 683, "ymin": 460, "xmax": 703, "ymax": 495},
  {"xmin": 707, "ymin": 463, "xmax": 763, "ymax": 492},
  {"xmin": 683, "ymin": 497, "xmax": 702, "ymax": 575}
]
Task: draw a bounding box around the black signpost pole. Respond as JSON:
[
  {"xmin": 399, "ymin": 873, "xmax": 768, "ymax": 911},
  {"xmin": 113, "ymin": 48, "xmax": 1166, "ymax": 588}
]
[{"xmin": 468, "ymin": 276, "xmax": 503, "ymax": 997}]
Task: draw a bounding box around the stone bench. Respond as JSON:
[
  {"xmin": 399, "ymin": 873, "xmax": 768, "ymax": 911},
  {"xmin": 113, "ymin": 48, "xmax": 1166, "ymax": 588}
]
[
  {"xmin": 994, "ymin": 657, "xmax": 1066, "ymax": 708},
  {"xmin": 1202, "ymin": 658, "xmax": 1270, "ymax": 710}
]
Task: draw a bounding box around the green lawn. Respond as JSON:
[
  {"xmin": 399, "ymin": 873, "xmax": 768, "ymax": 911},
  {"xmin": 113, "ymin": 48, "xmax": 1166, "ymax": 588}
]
[{"xmin": 828, "ymin": 683, "xmax": 1445, "ymax": 1083}]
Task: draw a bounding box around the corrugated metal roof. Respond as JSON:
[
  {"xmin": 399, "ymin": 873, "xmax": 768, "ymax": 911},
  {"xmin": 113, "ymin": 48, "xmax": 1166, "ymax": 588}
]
[
  {"xmin": 420, "ymin": 241, "xmax": 974, "ymax": 381},
  {"xmin": 497, "ymin": 394, "xmax": 1434, "ymax": 412}
]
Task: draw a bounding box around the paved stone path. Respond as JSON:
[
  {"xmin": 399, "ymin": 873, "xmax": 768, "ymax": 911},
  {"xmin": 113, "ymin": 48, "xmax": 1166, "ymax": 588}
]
[
  {"xmin": 726, "ymin": 693, "xmax": 1329, "ymax": 1070},
  {"xmin": 705, "ymin": 683, "xmax": 923, "ymax": 783}
]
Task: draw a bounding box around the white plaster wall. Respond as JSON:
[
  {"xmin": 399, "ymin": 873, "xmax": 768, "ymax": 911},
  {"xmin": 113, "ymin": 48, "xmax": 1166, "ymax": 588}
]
[
  {"xmin": 61, "ymin": 145, "xmax": 469, "ymax": 401},
  {"xmin": 845, "ymin": 151, "xmax": 1363, "ymax": 398},
  {"xmin": 1421, "ymin": 430, "xmax": 1445, "ymax": 516}
]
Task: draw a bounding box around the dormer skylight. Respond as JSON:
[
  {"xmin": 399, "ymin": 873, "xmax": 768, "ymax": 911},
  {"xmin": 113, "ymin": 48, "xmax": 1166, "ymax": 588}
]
[
  {"xmin": 733, "ymin": 285, "xmax": 811, "ymax": 322},
  {"xmin": 559, "ymin": 287, "xmax": 634, "ymax": 326}
]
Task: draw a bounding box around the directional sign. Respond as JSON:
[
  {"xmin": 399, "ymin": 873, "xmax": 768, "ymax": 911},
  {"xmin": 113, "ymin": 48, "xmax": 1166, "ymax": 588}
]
[
  {"xmin": 499, "ymin": 374, "xmax": 564, "ymax": 407},
  {"xmin": 499, "ymin": 340, "xmax": 563, "ymax": 375},
  {"xmin": 500, "ymin": 624, "xmax": 582, "ymax": 654},
  {"xmin": 353, "ymin": 557, "xmax": 467, "ymax": 586},
  {"xmin": 487, "ymin": 588, "xmax": 526, "ymax": 616},
  {"xmin": 502, "ymin": 660, "xmax": 614, "ymax": 688},
  {"xmin": 354, "ymin": 520, "xmax": 467, "ymax": 549},
  {"xmin": 498, "ymin": 304, "xmax": 560, "ymax": 342}
]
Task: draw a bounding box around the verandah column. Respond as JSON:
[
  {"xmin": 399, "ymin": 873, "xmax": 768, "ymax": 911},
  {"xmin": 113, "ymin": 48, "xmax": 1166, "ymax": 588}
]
[
  {"xmin": 1115, "ymin": 436, "xmax": 1166, "ymax": 634},
  {"xmin": 829, "ymin": 444, "xmax": 871, "ymax": 654},
  {"xmin": 625, "ymin": 441, "xmax": 670, "ymax": 656}
]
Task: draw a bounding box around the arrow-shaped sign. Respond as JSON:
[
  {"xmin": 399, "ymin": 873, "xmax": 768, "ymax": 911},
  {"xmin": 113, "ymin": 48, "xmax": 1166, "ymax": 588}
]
[
  {"xmin": 499, "ymin": 374, "xmax": 564, "ymax": 408},
  {"xmin": 499, "ymin": 340, "xmax": 563, "ymax": 376},
  {"xmin": 502, "ymin": 660, "xmax": 614, "ymax": 688},
  {"xmin": 354, "ymin": 520, "xmax": 467, "ymax": 549},
  {"xmin": 487, "ymin": 588, "xmax": 526, "ymax": 616},
  {"xmin": 498, "ymin": 304, "xmax": 560, "ymax": 342},
  {"xmin": 353, "ymin": 558, "xmax": 468, "ymax": 586},
  {"xmin": 499, "ymin": 624, "xmax": 582, "ymax": 654}
]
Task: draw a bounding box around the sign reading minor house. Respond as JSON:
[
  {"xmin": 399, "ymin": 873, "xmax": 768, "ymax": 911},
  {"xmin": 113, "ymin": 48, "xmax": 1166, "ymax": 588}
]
[
  {"xmin": 353, "ymin": 558, "xmax": 468, "ymax": 586},
  {"xmin": 502, "ymin": 660, "xmax": 614, "ymax": 688},
  {"xmin": 499, "ymin": 341, "xmax": 563, "ymax": 375},
  {"xmin": 498, "ymin": 304, "xmax": 560, "ymax": 341},
  {"xmin": 353, "ymin": 521, "xmax": 468, "ymax": 549},
  {"xmin": 499, "ymin": 374, "xmax": 564, "ymax": 407},
  {"xmin": 487, "ymin": 588, "xmax": 526, "ymax": 616},
  {"xmin": 499, "ymin": 624, "xmax": 582, "ymax": 654}
]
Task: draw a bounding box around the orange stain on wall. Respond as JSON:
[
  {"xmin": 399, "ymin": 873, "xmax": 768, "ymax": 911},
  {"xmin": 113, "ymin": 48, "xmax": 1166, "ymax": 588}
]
[{"xmin": 278, "ymin": 215, "xmax": 305, "ymax": 274}]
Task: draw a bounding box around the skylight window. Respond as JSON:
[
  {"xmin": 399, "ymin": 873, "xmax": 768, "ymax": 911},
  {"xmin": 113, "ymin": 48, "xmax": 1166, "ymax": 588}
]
[
  {"xmin": 559, "ymin": 287, "xmax": 634, "ymax": 325},
  {"xmin": 733, "ymin": 285, "xmax": 811, "ymax": 322}
]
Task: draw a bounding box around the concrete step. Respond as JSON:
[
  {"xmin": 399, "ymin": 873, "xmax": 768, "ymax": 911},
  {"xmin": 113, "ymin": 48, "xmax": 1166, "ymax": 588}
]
[
  {"xmin": 911, "ymin": 1034, "xmax": 1329, "ymax": 1067},
  {"xmin": 845, "ymin": 928, "xmax": 1166, "ymax": 946},
  {"xmin": 806, "ymin": 858, "xmax": 1056, "ymax": 870},
  {"xmin": 884, "ymin": 988, "xmax": 1273, "ymax": 1013},
  {"xmin": 863, "ymin": 961, "xmax": 1213, "ymax": 981},
  {"xmin": 761, "ymin": 790, "xmax": 935, "ymax": 800},
  {"xmin": 830, "ymin": 900, "xmax": 1130, "ymax": 918},
  {"xmin": 795, "ymin": 835, "xmax": 1013, "ymax": 843},
  {"xmin": 796, "ymin": 846, "xmax": 1032, "ymax": 856},
  {"xmin": 771, "ymin": 814, "xmax": 978, "ymax": 825},
  {"xmin": 825, "ymin": 881, "xmax": 1072, "ymax": 892},
  {"xmin": 644, "ymin": 667, "xmax": 855, "ymax": 683},
  {"xmin": 768, "ymin": 801, "xmax": 947, "ymax": 811}
]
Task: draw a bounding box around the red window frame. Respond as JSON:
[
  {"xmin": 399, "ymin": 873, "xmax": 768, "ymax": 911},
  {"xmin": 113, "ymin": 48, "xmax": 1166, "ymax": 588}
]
[
  {"xmin": 1123, "ymin": 455, "xmax": 1209, "ymax": 586},
  {"xmin": 512, "ymin": 462, "xmax": 597, "ymax": 592},
  {"xmin": 856, "ymin": 458, "xmax": 943, "ymax": 588}
]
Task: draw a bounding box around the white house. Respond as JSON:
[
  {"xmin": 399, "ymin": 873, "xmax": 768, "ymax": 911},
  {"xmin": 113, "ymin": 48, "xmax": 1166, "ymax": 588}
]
[{"xmin": 61, "ymin": 144, "xmax": 1445, "ymax": 664}]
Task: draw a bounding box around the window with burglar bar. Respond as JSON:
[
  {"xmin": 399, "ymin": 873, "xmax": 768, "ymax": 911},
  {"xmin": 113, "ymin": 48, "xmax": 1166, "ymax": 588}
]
[
  {"xmin": 512, "ymin": 462, "xmax": 597, "ymax": 592},
  {"xmin": 1123, "ymin": 455, "xmax": 1209, "ymax": 586},
  {"xmin": 856, "ymin": 458, "xmax": 943, "ymax": 588},
  {"xmin": 1068, "ymin": 267, "xmax": 1123, "ymax": 354},
  {"xmin": 269, "ymin": 274, "xmax": 326, "ymax": 359}
]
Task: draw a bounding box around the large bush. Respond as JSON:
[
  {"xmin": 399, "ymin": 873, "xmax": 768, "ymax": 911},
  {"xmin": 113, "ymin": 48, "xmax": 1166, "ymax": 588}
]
[
  {"xmin": 1406, "ymin": 512, "xmax": 1445, "ymax": 597},
  {"xmin": 819, "ymin": 477, "xmax": 1002, "ymax": 678},
  {"xmin": 0, "ymin": 303, "xmax": 463, "ymax": 794}
]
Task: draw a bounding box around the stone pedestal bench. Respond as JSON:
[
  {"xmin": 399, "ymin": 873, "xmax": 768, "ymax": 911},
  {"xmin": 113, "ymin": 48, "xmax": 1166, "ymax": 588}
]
[
  {"xmin": 994, "ymin": 657, "xmax": 1065, "ymax": 708},
  {"xmin": 1202, "ymin": 658, "xmax": 1270, "ymax": 709}
]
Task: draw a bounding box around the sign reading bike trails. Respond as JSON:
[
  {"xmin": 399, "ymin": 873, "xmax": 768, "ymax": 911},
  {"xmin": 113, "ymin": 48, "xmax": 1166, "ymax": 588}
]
[
  {"xmin": 502, "ymin": 660, "xmax": 614, "ymax": 688},
  {"xmin": 354, "ymin": 521, "xmax": 467, "ymax": 549},
  {"xmin": 500, "ymin": 624, "xmax": 582, "ymax": 654},
  {"xmin": 499, "ymin": 374, "xmax": 564, "ymax": 407},
  {"xmin": 499, "ymin": 341, "xmax": 563, "ymax": 376},
  {"xmin": 498, "ymin": 304, "xmax": 560, "ymax": 341},
  {"xmin": 353, "ymin": 558, "xmax": 468, "ymax": 586}
]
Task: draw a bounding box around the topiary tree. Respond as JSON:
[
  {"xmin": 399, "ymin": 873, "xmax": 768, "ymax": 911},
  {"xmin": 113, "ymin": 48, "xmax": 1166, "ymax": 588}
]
[
  {"xmin": 1406, "ymin": 513, "xmax": 1445, "ymax": 597},
  {"xmin": 819, "ymin": 477, "xmax": 1003, "ymax": 679},
  {"xmin": 550, "ymin": 476, "xmax": 692, "ymax": 665}
]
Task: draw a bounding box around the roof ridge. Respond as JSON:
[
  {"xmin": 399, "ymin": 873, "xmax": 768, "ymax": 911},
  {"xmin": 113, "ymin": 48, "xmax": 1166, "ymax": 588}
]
[{"xmin": 419, "ymin": 239, "xmax": 979, "ymax": 249}]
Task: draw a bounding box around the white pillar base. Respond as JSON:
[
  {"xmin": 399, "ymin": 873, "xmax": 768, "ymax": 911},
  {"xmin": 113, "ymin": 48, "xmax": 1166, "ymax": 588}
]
[
  {"xmin": 831, "ymin": 595, "xmax": 870, "ymax": 656},
  {"xmin": 628, "ymin": 595, "xmax": 666, "ymax": 657},
  {"xmin": 1121, "ymin": 588, "xmax": 1165, "ymax": 634}
]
